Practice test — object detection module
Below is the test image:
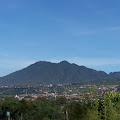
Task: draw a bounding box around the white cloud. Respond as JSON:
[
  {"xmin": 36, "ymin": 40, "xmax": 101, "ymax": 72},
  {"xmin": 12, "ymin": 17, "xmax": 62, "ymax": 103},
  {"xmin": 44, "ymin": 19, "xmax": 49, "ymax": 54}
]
[
  {"xmin": 0, "ymin": 60, "xmax": 35, "ymax": 69},
  {"xmin": 1, "ymin": 57, "xmax": 120, "ymax": 76},
  {"xmin": 71, "ymin": 26, "xmax": 120, "ymax": 36},
  {"xmin": 104, "ymin": 26, "xmax": 120, "ymax": 31},
  {"xmin": 0, "ymin": 59, "xmax": 35, "ymax": 76},
  {"xmin": 0, "ymin": 52, "xmax": 9, "ymax": 57},
  {"xmin": 49, "ymin": 57, "xmax": 120, "ymax": 73},
  {"xmin": 49, "ymin": 57, "xmax": 120, "ymax": 66}
]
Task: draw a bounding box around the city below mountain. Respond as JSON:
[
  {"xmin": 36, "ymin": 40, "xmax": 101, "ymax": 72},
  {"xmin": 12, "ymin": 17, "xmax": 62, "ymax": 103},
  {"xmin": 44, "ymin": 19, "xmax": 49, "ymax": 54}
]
[{"xmin": 0, "ymin": 61, "xmax": 120, "ymax": 85}]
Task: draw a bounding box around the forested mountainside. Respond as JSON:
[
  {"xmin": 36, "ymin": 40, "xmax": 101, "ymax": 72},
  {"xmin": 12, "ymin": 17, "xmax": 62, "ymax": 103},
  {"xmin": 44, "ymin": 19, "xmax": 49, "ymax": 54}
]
[{"xmin": 0, "ymin": 61, "xmax": 120, "ymax": 85}]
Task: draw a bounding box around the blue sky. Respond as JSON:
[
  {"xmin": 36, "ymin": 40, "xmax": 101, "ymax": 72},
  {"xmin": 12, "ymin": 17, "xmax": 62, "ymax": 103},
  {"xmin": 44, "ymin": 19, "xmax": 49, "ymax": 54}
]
[{"xmin": 0, "ymin": 0, "xmax": 120, "ymax": 76}]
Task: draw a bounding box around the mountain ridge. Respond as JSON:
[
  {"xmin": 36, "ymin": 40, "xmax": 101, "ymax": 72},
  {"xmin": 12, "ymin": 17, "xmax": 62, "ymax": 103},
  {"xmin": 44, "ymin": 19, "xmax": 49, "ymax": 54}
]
[{"xmin": 0, "ymin": 61, "xmax": 120, "ymax": 85}]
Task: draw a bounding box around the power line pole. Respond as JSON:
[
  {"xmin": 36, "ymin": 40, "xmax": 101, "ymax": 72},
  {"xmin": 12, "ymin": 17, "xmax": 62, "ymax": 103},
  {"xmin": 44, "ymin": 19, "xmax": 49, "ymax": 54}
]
[
  {"xmin": 20, "ymin": 113, "xmax": 23, "ymax": 120},
  {"xmin": 55, "ymin": 91, "xmax": 57, "ymax": 100},
  {"xmin": 104, "ymin": 91, "xmax": 106, "ymax": 120},
  {"xmin": 66, "ymin": 111, "xmax": 69, "ymax": 120},
  {"xmin": 6, "ymin": 112, "xmax": 10, "ymax": 120}
]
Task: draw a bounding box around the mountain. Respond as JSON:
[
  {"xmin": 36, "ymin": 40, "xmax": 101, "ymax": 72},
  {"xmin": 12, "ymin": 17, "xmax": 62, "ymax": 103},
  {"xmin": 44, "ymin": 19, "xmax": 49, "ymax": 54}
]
[
  {"xmin": 0, "ymin": 61, "xmax": 119, "ymax": 85},
  {"xmin": 109, "ymin": 72, "xmax": 120, "ymax": 79}
]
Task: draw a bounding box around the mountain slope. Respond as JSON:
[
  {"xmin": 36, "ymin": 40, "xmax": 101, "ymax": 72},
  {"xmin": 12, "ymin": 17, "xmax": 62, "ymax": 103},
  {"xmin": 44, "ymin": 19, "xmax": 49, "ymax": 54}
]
[{"xmin": 0, "ymin": 61, "xmax": 119, "ymax": 85}]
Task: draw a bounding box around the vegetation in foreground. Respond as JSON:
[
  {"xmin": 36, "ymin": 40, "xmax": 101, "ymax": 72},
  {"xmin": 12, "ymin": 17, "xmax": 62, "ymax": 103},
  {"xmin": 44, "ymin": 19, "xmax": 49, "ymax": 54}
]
[{"xmin": 1, "ymin": 92, "xmax": 120, "ymax": 120}]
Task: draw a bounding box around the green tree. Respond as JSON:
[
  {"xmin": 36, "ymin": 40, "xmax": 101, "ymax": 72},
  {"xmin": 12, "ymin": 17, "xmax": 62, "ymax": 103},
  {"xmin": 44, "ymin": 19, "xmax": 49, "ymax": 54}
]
[
  {"xmin": 66, "ymin": 101, "xmax": 87, "ymax": 120},
  {"xmin": 0, "ymin": 98, "xmax": 20, "ymax": 120}
]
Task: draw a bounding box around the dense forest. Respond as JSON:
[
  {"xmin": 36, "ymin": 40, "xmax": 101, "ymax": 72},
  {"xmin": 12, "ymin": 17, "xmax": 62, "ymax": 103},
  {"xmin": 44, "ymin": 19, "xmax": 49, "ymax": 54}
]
[{"xmin": 1, "ymin": 92, "xmax": 120, "ymax": 120}]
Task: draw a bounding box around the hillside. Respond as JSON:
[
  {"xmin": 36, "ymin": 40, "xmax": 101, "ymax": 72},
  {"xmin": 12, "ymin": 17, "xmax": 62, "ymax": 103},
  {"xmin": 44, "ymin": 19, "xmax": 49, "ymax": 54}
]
[{"xmin": 0, "ymin": 61, "xmax": 119, "ymax": 85}]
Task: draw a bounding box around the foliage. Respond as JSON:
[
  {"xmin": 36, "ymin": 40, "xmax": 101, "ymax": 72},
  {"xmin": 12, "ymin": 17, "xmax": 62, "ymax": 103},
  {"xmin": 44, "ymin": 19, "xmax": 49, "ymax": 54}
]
[
  {"xmin": 66, "ymin": 101, "xmax": 87, "ymax": 120},
  {"xmin": 0, "ymin": 93, "xmax": 120, "ymax": 119}
]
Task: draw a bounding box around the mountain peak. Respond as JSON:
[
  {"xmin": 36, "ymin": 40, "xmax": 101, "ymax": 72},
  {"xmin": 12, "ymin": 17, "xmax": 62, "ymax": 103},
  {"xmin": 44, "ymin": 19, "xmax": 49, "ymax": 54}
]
[
  {"xmin": 0, "ymin": 61, "xmax": 118, "ymax": 85},
  {"xmin": 59, "ymin": 60, "xmax": 70, "ymax": 64}
]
